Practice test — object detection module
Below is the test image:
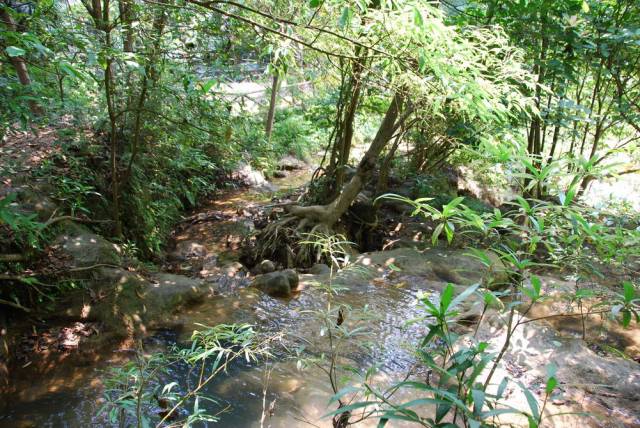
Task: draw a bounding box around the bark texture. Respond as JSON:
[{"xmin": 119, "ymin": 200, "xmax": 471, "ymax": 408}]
[{"xmin": 287, "ymin": 92, "xmax": 407, "ymax": 228}]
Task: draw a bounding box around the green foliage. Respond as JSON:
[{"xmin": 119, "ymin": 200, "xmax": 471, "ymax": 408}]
[
  {"xmin": 99, "ymin": 323, "xmax": 273, "ymax": 426},
  {"xmin": 122, "ymin": 142, "xmax": 222, "ymax": 255},
  {"xmin": 0, "ymin": 193, "xmax": 44, "ymax": 249},
  {"xmin": 237, "ymin": 103, "xmax": 327, "ymax": 173}
]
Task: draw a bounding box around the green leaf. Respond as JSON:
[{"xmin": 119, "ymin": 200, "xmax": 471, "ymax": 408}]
[
  {"xmin": 421, "ymin": 325, "xmax": 442, "ymax": 347},
  {"xmin": 444, "ymin": 221, "xmax": 454, "ymax": 243},
  {"xmin": 432, "ymin": 223, "xmax": 444, "ymax": 245},
  {"xmin": 496, "ymin": 377, "xmax": 509, "ymax": 399},
  {"xmin": 622, "ymin": 310, "xmax": 631, "ymax": 328},
  {"xmin": 623, "ymin": 281, "xmax": 635, "ymax": 303},
  {"xmin": 518, "ymin": 381, "xmax": 540, "ymax": 421},
  {"xmin": 388, "ymin": 263, "xmax": 401, "ymax": 272},
  {"xmin": 329, "ymin": 386, "xmax": 360, "ymax": 404},
  {"xmin": 581, "ymin": 1, "xmax": 590, "ymax": 13},
  {"xmin": 338, "ymin": 6, "xmax": 353, "ymax": 29},
  {"xmin": 440, "ymin": 283, "xmax": 455, "ymax": 312},
  {"xmin": 531, "ymin": 276, "xmax": 542, "ymax": 299},
  {"xmin": 449, "ymin": 283, "xmax": 480, "ymax": 311},
  {"xmin": 466, "ymin": 248, "xmax": 491, "ymax": 267},
  {"xmin": 413, "ymin": 7, "xmax": 424, "ymax": 28},
  {"xmin": 6, "ymin": 46, "xmax": 26, "ymax": 57},
  {"xmin": 397, "ymin": 397, "xmax": 450, "ymax": 408},
  {"xmin": 322, "ymin": 401, "xmax": 377, "ymax": 417},
  {"xmin": 59, "ymin": 62, "xmax": 86, "ymax": 81},
  {"xmin": 309, "ymin": 0, "xmax": 321, "ymax": 7},
  {"xmin": 443, "ymin": 196, "xmax": 465, "ymax": 216},
  {"xmin": 201, "ymin": 78, "xmax": 218, "ymax": 93},
  {"xmin": 435, "ymin": 400, "xmax": 452, "ymax": 422},
  {"xmin": 471, "ymin": 389, "xmax": 485, "ymax": 416}
]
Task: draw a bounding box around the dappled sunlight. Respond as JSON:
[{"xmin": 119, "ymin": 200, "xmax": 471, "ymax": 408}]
[{"xmin": 1, "ymin": 0, "xmax": 638, "ymax": 425}]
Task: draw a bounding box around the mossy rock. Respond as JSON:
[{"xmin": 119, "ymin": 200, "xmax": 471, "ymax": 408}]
[
  {"xmin": 55, "ymin": 268, "xmax": 212, "ymax": 338},
  {"xmin": 251, "ymin": 269, "xmax": 299, "ymax": 297},
  {"xmin": 55, "ymin": 223, "xmax": 122, "ymax": 267}
]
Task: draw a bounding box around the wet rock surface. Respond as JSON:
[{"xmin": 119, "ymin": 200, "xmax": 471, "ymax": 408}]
[
  {"xmin": 251, "ymin": 269, "xmax": 300, "ymax": 297},
  {"xmin": 3, "ymin": 167, "xmax": 639, "ymax": 428}
]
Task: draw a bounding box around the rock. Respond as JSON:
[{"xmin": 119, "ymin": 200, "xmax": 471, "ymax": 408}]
[
  {"xmin": 55, "ymin": 224, "xmax": 122, "ymax": 267},
  {"xmin": 278, "ymin": 155, "xmax": 306, "ymax": 171},
  {"xmin": 349, "ymin": 247, "xmax": 509, "ymax": 290},
  {"xmin": 473, "ymin": 310, "xmax": 640, "ymax": 426},
  {"xmin": 234, "ymin": 162, "xmax": 269, "ymax": 188},
  {"xmin": 169, "ymin": 240, "xmax": 207, "ymax": 261},
  {"xmin": 257, "ymin": 259, "xmax": 276, "ymax": 274},
  {"xmin": 481, "ymin": 251, "xmax": 510, "ymax": 290},
  {"xmin": 282, "ymin": 269, "xmax": 299, "ymax": 289},
  {"xmin": 16, "ymin": 188, "xmax": 57, "ymax": 221},
  {"xmin": 251, "ymin": 269, "xmax": 300, "ymax": 297},
  {"xmin": 199, "ymin": 255, "xmax": 219, "ymax": 276},
  {"xmin": 56, "ymin": 268, "xmax": 212, "ymax": 338},
  {"xmin": 145, "ymin": 273, "xmax": 210, "ymax": 312},
  {"xmin": 221, "ymin": 261, "xmax": 245, "ymax": 277},
  {"xmin": 309, "ymin": 263, "xmax": 331, "ymax": 275}
]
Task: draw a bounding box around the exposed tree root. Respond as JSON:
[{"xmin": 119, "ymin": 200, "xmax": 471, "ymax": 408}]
[
  {"xmin": 248, "ymin": 92, "xmax": 410, "ymax": 268},
  {"xmin": 0, "ymin": 298, "xmax": 31, "ymax": 312},
  {"xmin": 249, "ymin": 214, "xmax": 334, "ymax": 267}
]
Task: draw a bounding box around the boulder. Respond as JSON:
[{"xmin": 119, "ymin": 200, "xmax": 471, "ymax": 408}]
[
  {"xmin": 257, "ymin": 259, "xmax": 276, "ymax": 274},
  {"xmin": 169, "ymin": 240, "xmax": 207, "ymax": 261},
  {"xmin": 57, "ymin": 268, "xmax": 212, "ymax": 338},
  {"xmin": 220, "ymin": 261, "xmax": 245, "ymax": 277},
  {"xmin": 145, "ymin": 273, "xmax": 210, "ymax": 312},
  {"xmin": 234, "ymin": 162, "xmax": 271, "ymax": 188},
  {"xmin": 252, "ymin": 269, "xmax": 299, "ymax": 297},
  {"xmin": 309, "ymin": 263, "xmax": 331, "ymax": 275},
  {"xmin": 277, "ymin": 155, "xmax": 306, "ymax": 171},
  {"xmin": 55, "ymin": 224, "xmax": 122, "ymax": 267},
  {"xmin": 15, "ymin": 187, "xmax": 57, "ymax": 221},
  {"xmin": 350, "ymin": 247, "xmax": 509, "ymax": 290}
]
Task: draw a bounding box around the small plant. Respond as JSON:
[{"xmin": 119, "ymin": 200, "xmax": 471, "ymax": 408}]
[
  {"xmin": 99, "ymin": 323, "xmax": 276, "ymax": 427},
  {"xmin": 610, "ymin": 281, "xmax": 640, "ymax": 328},
  {"xmin": 326, "ymin": 282, "xmax": 553, "ymax": 427},
  {"xmin": 297, "ymin": 232, "xmax": 375, "ymax": 427},
  {"xmin": 0, "ymin": 193, "xmax": 44, "ymax": 249}
]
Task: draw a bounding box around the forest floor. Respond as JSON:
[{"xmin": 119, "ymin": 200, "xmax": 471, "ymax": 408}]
[{"xmin": 0, "ymin": 123, "xmax": 69, "ymax": 197}]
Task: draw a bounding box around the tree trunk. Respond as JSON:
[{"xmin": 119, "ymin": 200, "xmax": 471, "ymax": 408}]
[
  {"xmin": 1, "ymin": 6, "xmax": 41, "ymax": 114},
  {"xmin": 118, "ymin": 0, "xmax": 135, "ymax": 52},
  {"xmin": 265, "ymin": 73, "xmax": 280, "ymax": 140},
  {"xmin": 126, "ymin": 0, "xmax": 167, "ymax": 177},
  {"xmin": 376, "ymin": 127, "xmax": 404, "ymax": 194},
  {"xmin": 288, "ymin": 92, "xmax": 408, "ymax": 228},
  {"xmin": 333, "ymin": 54, "xmax": 365, "ymax": 191}
]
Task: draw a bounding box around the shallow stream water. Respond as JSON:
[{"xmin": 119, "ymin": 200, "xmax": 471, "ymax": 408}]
[
  {"xmin": 0, "ymin": 171, "xmax": 438, "ymax": 427},
  {"xmin": 2, "ymin": 171, "xmax": 639, "ymax": 428}
]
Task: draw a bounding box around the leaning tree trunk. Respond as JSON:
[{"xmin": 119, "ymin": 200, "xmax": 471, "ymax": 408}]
[
  {"xmin": 288, "ymin": 92, "xmax": 407, "ymax": 228},
  {"xmin": 250, "ymin": 92, "xmax": 409, "ymax": 267}
]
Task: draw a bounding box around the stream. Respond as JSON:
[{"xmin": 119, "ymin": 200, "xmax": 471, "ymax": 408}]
[
  {"xmin": 0, "ymin": 171, "xmax": 437, "ymax": 427},
  {"xmin": 1, "ymin": 170, "xmax": 639, "ymax": 428}
]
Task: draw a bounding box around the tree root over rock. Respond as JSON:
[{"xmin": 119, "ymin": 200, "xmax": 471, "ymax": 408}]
[
  {"xmin": 246, "ymin": 92, "xmax": 409, "ymax": 268},
  {"xmin": 249, "ymin": 213, "xmax": 337, "ymax": 268}
]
